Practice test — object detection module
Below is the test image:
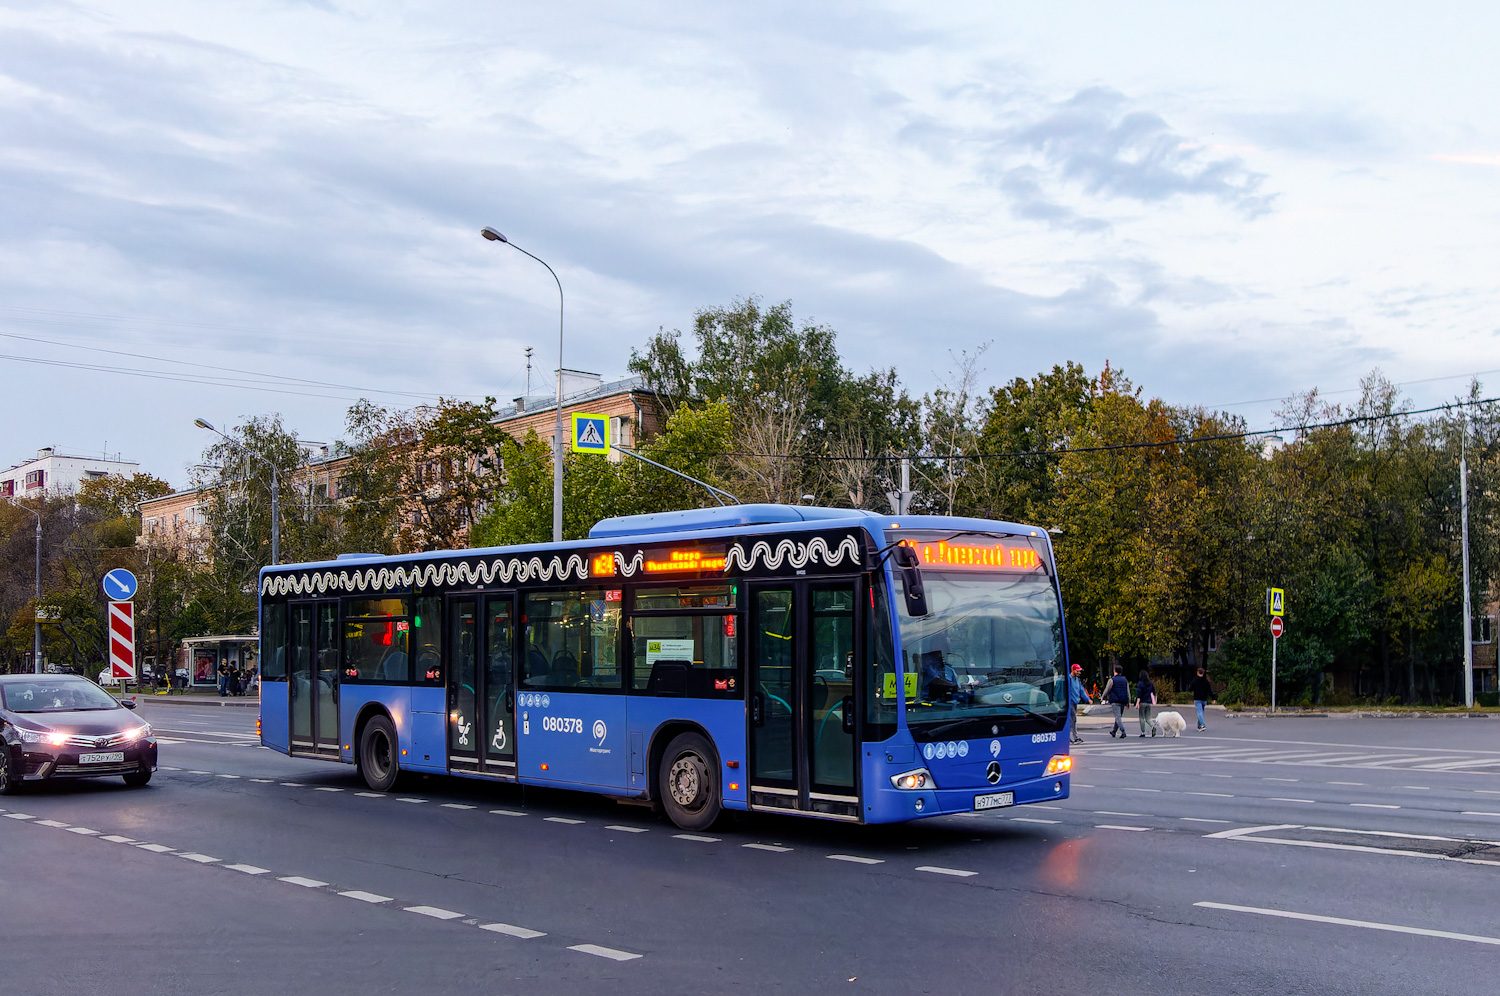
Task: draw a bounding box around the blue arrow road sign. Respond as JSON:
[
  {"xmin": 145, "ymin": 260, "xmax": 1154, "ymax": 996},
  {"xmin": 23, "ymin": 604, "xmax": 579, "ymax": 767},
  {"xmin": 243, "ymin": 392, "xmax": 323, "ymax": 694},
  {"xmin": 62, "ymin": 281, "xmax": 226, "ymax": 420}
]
[{"xmin": 102, "ymin": 568, "xmax": 139, "ymax": 601}]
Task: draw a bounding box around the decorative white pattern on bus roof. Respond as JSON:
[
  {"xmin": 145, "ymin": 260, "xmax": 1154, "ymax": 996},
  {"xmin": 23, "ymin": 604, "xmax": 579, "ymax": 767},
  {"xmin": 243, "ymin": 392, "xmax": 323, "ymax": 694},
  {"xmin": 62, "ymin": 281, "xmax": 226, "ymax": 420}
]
[
  {"xmin": 259, "ymin": 553, "xmax": 589, "ymax": 597},
  {"xmin": 724, "ymin": 535, "xmax": 861, "ymax": 572}
]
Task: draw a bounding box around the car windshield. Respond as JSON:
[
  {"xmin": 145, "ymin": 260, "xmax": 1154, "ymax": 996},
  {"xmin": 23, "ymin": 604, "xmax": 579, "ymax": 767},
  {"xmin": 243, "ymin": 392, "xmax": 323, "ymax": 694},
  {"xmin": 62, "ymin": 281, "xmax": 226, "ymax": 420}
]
[
  {"xmin": 1, "ymin": 679, "xmax": 120, "ymax": 713},
  {"xmin": 896, "ymin": 571, "xmax": 1066, "ymax": 740}
]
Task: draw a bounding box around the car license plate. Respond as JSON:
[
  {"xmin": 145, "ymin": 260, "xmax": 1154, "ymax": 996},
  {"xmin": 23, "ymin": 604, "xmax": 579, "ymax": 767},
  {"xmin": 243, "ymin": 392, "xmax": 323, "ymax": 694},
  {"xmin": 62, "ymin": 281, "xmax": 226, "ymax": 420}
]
[
  {"xmin": 974, "ymin": 791, "xmax": 1015, "ymax": 811},
  {"xmin": 79, "ymin": 751, "xmax": 125, "ymax": 764}
]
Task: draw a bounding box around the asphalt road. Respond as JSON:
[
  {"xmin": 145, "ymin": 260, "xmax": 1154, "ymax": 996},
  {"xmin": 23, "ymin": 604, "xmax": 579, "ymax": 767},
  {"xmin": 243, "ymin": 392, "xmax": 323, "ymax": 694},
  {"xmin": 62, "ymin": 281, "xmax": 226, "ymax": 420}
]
[{"xmin": 4, "ymin": 701, "xmax": 1499, "ymax": 995}]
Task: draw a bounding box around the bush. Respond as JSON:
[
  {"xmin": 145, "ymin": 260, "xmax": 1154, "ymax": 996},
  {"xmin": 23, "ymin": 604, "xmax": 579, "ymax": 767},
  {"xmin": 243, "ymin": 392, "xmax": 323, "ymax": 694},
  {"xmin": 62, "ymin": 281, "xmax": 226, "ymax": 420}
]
[{"xmin": 1478, "ymin": 692, "xmax": 1499, "ymax": 708}]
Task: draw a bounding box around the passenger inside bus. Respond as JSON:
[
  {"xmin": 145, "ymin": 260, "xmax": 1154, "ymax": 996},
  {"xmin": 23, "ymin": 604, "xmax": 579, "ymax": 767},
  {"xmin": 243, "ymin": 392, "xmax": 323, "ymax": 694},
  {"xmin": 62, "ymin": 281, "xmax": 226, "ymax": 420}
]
[{"xmin": 917, "ymin": 632, "xmax": 958, "ymax": 701}]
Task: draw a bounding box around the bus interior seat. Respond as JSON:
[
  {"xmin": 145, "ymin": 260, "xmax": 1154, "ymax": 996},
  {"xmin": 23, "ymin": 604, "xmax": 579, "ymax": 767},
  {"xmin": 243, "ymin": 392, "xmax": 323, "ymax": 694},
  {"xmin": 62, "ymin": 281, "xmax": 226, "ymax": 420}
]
[{"xmin": 646, "ymin": 659, "xmax": 692, "ymax": 696}]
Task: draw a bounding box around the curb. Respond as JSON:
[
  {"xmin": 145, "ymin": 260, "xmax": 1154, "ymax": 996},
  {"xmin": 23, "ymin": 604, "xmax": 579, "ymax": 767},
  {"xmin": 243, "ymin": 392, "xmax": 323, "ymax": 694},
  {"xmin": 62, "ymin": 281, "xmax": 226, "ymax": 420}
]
[{"xmin": 117, "ymin": 694, "xmax": 259, "ymax": 709}]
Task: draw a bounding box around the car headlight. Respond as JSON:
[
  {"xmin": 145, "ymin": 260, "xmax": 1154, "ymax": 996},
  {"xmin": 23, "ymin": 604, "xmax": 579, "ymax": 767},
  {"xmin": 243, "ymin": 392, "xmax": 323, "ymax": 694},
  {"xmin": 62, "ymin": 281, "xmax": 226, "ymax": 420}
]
[
  {"xmin": 124, "ymin": 724, "xmax": 152, "ymax": 741},
  {"xmin": 15, "ymin": 727, "xmax": 55, "ymax": 744},
  {"xmin": 890, "ymin": 767, "xmax": 932, "ymax": 790}
]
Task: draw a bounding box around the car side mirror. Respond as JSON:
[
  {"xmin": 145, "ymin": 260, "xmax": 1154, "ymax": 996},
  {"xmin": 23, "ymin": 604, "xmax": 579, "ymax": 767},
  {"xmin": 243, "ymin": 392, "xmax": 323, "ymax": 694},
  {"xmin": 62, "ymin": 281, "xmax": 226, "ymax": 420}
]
[
  {"xmin": 892, "ymin": 545, "xmax": 929, "ymax": 617},
  {"xmin": 121, "ymin": 698, "xmax": 137, "ymax": 710}
]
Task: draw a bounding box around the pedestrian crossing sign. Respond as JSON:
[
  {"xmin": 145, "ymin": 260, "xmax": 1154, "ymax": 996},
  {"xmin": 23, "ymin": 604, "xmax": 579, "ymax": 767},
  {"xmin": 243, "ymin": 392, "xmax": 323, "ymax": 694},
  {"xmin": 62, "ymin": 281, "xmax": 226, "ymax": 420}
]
[
  {"xmin": 570, "ymin": 413, "xmax": 609, "ymax": 455},
  {"xmin": 1267, "ymin": 587, "xmax": 1284, "ymax": 615}
]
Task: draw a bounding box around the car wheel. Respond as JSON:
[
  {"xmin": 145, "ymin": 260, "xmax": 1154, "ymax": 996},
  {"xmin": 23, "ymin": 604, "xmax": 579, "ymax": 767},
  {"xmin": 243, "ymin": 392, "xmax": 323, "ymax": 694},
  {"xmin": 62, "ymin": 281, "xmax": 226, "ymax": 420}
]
[
  {"xmin": 659, "ymin": 732, "xmax": 721, "ymax": 831},
  {"xmin": 0, "ymin": 749, "xmax": 20, "ymax": 795},
  {"xmin": 122, "ymin": 767, "xmax": 152, "ymax": 788},
  {"xmin": 358, "ymin": 715, "xmax": 400, "ymax": 793}
]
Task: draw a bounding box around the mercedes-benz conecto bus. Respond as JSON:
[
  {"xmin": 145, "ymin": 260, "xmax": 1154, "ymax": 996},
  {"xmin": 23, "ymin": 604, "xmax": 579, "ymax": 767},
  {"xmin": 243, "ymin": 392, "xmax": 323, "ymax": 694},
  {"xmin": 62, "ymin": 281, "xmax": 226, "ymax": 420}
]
[{"xmin": 256, "ymin": 504, "xmax": 1074, "ymax": 830}]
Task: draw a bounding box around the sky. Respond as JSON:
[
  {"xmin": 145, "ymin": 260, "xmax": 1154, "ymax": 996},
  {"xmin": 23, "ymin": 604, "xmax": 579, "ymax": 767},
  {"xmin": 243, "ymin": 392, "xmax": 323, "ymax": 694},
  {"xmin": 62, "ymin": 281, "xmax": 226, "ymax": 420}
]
[{"xmin": 3, "ymin": 1, "xmax": 1498, "ymax": 489}]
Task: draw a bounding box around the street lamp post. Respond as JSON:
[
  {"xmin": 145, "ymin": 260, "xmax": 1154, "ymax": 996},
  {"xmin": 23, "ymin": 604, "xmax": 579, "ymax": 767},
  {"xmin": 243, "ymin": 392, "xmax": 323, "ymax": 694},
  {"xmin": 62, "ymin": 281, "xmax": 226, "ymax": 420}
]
[
  {"xmin": 194, "ymin": 419, "xmax": 279, "ymax": 565},
  {"xmin": 8, "ymin": 500, "xmax": 43, "ymax": 673},
  {"xmin": 481, "ymin": 226, "xmax": 566, "ymax": 543}
]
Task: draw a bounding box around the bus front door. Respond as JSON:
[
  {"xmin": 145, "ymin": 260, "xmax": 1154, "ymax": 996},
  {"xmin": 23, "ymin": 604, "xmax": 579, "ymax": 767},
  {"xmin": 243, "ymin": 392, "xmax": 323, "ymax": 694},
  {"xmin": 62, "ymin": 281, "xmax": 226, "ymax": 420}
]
[
  {"xmin": 748, "ymin": 580, "xmax": 861, "ymax": 819},
  {"xmin": 446, "ymin": 593, "xmax": 516, "ymax": 776},
  {"xmin": 290, "ymin": 600, "xmax": 341, "ymax": 757}
]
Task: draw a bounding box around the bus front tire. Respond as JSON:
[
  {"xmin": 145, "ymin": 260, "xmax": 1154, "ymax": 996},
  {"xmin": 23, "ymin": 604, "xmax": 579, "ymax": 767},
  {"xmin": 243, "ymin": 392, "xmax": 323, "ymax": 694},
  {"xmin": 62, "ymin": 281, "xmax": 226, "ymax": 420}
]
[
  {"xmin": 660, "ymin": 732, "xmax": 721, "ymax": 831},
  {"xmin": 359, "ymin": 715, "xmax": 400, "ymax": 793}
]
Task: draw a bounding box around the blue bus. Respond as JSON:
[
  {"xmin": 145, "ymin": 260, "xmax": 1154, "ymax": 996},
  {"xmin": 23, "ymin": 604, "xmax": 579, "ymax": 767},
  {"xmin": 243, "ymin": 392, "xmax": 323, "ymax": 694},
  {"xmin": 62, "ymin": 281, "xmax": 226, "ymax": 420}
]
[{"xmin": 256, "ymin": 504, "xmax": 1074, "ymax": 830}]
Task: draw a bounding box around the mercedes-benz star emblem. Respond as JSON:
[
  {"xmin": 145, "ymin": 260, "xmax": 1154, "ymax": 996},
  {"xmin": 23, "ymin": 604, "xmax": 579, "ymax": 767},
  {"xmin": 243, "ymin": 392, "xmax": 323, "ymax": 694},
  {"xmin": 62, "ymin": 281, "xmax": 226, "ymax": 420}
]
[{"xmin": 985, "ymin": 761, "xmax": 1002, "ymax": 785}]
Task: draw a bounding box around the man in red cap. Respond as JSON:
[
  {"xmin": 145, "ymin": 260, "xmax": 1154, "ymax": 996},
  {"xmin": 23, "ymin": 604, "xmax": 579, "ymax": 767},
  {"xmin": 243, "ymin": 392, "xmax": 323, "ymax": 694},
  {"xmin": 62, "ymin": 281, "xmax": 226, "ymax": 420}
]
[{"xmin": 1068, "ymin": 663, "xmax": 1091, "ymax": 744}]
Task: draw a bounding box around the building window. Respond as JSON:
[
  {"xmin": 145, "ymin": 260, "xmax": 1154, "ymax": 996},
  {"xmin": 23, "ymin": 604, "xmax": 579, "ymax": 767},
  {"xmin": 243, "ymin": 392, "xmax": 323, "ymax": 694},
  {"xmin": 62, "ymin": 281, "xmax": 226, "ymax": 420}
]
[
  {"xmin": 1475, "ymin": 616, "xmax": 1495, "ymax": 645},
  {"xmin": 0, "ymin": 480, "xmax": 12, "ymax": 497},
  {"xmin": 1206, "ymin": 630, "xmax": 1218, "ymax": 652},
  {"xmin": 24, "ymin": 470, "xmax": 44, "ymax": 490}
]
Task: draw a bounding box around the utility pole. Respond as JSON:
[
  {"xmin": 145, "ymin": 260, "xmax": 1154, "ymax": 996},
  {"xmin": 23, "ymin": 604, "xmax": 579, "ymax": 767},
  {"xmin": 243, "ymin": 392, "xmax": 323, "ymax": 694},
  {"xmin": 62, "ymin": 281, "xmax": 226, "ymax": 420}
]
[
  {"xmin": 887, "ymin": 456, "xmax": 914, "ymax": 515},
  {"xmin": 1461, "ymin": 410, "xmax": 1474, "ymax": 708}
]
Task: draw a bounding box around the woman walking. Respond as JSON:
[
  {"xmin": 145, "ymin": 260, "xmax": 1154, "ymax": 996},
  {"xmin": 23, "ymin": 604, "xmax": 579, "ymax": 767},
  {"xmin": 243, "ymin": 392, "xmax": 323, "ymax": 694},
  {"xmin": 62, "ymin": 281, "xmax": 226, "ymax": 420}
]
[{"xmin": 1136, "ymin": 669, "xmax": 1158, "ymax": 737}]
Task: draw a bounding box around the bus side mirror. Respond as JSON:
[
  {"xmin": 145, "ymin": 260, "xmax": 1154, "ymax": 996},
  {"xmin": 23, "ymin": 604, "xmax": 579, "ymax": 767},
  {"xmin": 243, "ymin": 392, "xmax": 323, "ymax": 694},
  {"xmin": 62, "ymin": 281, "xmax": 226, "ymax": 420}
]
[{"xmin": 892, "ymin": 546, "xmax": 929, "ymax": 617}]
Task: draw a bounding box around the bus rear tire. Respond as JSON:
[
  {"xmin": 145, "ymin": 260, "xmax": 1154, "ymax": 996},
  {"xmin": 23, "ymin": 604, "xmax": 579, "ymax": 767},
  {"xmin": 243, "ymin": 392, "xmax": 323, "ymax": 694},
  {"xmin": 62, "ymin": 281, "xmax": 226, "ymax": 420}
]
[
  {"xmin": 359, "ymin": 715, "xmax": 400, "ymax": 793},
  {"xmin": 660, "ymin": 732, "xmax": 720, "ymax": 831}
]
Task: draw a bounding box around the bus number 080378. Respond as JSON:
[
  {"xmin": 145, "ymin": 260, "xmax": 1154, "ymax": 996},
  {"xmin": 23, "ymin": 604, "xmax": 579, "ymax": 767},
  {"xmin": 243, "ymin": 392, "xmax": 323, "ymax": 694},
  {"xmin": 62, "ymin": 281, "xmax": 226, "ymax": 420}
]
[{"xmin": 541, "ymin": 716, "xmax": 583, "ymax": 734}]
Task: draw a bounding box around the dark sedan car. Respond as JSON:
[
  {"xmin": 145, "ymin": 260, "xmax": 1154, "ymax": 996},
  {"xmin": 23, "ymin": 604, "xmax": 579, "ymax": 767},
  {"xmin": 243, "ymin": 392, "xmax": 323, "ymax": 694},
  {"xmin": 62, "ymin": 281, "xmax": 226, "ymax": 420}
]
[{"xmin": 0, "ymin": 674, "xmax": 157, "ymax": 793}]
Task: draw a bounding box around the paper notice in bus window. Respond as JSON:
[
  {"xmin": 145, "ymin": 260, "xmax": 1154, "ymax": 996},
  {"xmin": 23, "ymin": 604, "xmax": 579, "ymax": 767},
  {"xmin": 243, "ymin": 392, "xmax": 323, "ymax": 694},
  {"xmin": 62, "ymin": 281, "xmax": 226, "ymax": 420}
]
[
  {"xmin": 881, "ymin": 672, "xmax": 919, "ymax": 701},
  {"xmin": 646, "ymin": 638, "xmax": 695, "ymax": 665}
]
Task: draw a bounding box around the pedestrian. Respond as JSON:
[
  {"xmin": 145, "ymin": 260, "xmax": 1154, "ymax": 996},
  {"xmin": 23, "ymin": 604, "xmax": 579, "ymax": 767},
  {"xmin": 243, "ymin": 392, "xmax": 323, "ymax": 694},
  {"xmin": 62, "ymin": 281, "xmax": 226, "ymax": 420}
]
[
  {"xmin": 1136, "ymin": 669, "xmax": 1157, "ymax": 737},
  {"xmin": 1103, "ymin": 665, "xmax": 1131, "ymax": 739},
  {"xmin": 1189, "ymin": 667, "xmax": 1215, "ymax": 731},
  {"xmin": 1068, "ymin": 664, "xmax": 1091, "ymax": 744},
  {"xmin": 217, "ymin": 660, "xmax": 229, "ymax": 697}
]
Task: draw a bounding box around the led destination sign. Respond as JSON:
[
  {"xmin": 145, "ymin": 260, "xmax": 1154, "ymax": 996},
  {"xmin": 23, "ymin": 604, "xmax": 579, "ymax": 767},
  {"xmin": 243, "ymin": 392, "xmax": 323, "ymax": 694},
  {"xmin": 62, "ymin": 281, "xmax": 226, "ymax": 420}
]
[
  {"xmin": 897, "ymin": 535, "xmax": 1046, "ymax": 572},
  {"xmin": 588, "ymin": 545, "xmax": 729, "ymax": 578}
]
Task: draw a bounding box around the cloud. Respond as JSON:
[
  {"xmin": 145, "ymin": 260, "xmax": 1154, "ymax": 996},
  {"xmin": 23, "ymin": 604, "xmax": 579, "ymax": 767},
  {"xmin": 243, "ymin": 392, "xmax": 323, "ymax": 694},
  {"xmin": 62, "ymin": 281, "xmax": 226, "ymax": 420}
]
[{"xmin": 1008, "ymin": 87, "xmax": 1272, "ymax": 215}]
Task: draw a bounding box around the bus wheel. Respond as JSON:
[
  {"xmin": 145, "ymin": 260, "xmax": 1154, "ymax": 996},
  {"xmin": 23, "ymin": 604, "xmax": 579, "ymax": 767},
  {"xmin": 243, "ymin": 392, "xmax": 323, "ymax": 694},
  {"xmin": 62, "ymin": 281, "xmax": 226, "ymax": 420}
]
[
  {"xmin": 359, "ymin": 715, "xmax": 400, "ymax": 792},
  {"xmin": 660, "ymin": 732, "xmax": 720, "ymax": 830}
]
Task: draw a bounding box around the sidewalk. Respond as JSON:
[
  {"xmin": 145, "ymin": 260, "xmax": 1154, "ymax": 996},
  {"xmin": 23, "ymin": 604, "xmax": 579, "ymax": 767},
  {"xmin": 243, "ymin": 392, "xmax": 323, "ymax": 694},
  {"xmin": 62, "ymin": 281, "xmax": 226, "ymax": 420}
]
[{"xmin": 110, "ymin": 689, "xmax": 259, "ymax": 708}]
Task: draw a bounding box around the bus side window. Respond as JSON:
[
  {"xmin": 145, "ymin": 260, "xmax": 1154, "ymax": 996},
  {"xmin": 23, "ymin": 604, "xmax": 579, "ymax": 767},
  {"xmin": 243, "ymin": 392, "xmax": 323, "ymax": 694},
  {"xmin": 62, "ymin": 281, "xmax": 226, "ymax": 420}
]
[
  {"xmin": 261, "ymin": 603, "xmax": 287, "ymax": 681},
  {"xmin": 522, "ymin": 590, "xmax": 622, "ymax": 691},
  {"xmin": 630, "ymin": 613, "xmax": 739, "ymax": 698}
]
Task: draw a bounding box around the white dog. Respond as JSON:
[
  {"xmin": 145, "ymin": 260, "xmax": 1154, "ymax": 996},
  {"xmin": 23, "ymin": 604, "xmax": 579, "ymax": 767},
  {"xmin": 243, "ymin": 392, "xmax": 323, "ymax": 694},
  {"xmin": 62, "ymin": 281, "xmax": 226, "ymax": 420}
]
[{"xmin": 1154, "ymin": 710, "xmax": 1187, "ymax": 738}]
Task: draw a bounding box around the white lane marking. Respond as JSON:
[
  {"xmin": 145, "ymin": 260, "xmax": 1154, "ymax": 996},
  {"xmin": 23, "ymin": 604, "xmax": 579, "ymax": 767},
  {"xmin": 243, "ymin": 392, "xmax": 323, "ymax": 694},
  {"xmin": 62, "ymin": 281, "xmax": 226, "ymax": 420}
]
[
  {"xmin": 489, "ymin": 809, "xmax": 526, "ymax": 816},
  {"xmin": 1328, "ymin": 781, "xmax": 1364, "ymax": 786},
  {"xmin": 188, "ymin": 770, "xmax": 211, "ymax": 775},
  {"xmin": 396, "ymin": 798, "xmax": 426, "ymax": 804},
  {"xmin": 1186, "ymin": 792, "xmax": 1234, "ymax": 798},
  {"xmin": 1120, "ymin": 787, "xmax": 1162, "ymax": 793},
  {"xmin": 225, "ymin": 864, "xmax": 270, "ymax": 875},
  {"xmin": 1301, "ymin": 825, "xmax": 1499, "ymax": 844},
  {"xmin": 569, "ymin": 943, "xmax": 642, "ymax": 962},
  {"xmin": 1204, "ymin": 824, "xmax": 1302, "ymax": 840},
  {"xmin": 355, "ymin": 792, "xmax": 384, "ymax": 798},
  {"xmin": 1181, "ymin": 817, "xmax": 1232, "ymax": 824},
  {"xmin": 66, "ymin": 827, "xmax": 100, "ymax": 835},
  {"xmin": 1096, "ymin": 825, "xmax": 1150, "ymax": 832},
  {"xmin": 405, "ymin": 905, "xmax": 464, "ymax": 920},
  {"xmin": 1029, "ymin": 804, "xmax": 1064, "ymax": 809},
  {"xmin": 250, "ymin": 778, "xmax": 274, "ymax": 783},
  {"xmin": 313, "ymin": 787, "xmax": 344, "ymax": 793},
  {"xmin": 1095, "ymin": 811, "xmax": 1142, "ymax": 817},
  {"xmin": 216, "ymin": 774, "xmax": 240, "ymax": 779},
  {"xmin": 606, "ymin": 825, "xmax": 650, "ymax": 833},
  {"xmin": 1264, "ymin": 777, "xmax": 1299, "ymax": 782},
  {"xmin": 1218, "ymin": 835, "xmax": 1500, "ymax": 866},
  {"xmin": 544, "ymin": 817, "xmax": 584, "ymax": 825},
  {"xmin": 100, "ymin": 834, "xmax": 135, "ymax": 843},
  {"xmin": 1143, "ymin": 770, "xmax": 1172, "ymax": 774},
  {"xmin": 743, "ymin": 843, "xmax": 792, "ymax": 852},
  {"xmin": 36, "ymin": 820, "xmax": 69, "ymax": 827},
  {"xmin": 279, "ymin": 876, "xmax": 328, "ymax": 888},
  {"xmin": 178, "ymin": 853, "xmax": 221, "ymax": 864},
  {"xmin": 1356, "ymin": 755, "xmax": 1458, "ymax": 768},
  {"xmin": 917, "ymin": 865, "xmax": 978, "ymax": 877},
  {"xmin": 1011, "ymin": 817, "xmax": 1060, "ymax": 824},
  {"xmin": 1461, "ymin": 811, "xmax": 1500, "ymax": 818},
  {"xmin": 160, "ymin": 766, "xmax": 182, "ymax": 770},
  {"xmin": 479, "ymin": 922, "xmax": 547, "ymax": 939},
  {"xmin": 136, "ymin": 844, "xmax": 175, "ymax": 853},
  {"xmin": 440, "ymin": 803, "xmax": 476, "ymax": 810},
  {"xmin": 1072, "ymin": 783, "xmax": 1095, "ymax": 788},
  {"xmin": 674, "ymin": 833, "xmax": 720, "ymax": 842},
  {"xmin": 1476, "ymin": 790, "xmax": 1500, "ymax": 795},
  {"xmin": 1421, "ymin": 758, "xmax": 1500, "ymax": 770},
  {"xmin": 1351, "ymin": 803, "xmax": 1400, "ymax": 809},
  {"xmin": 339, "ymin": 890, "xmax": 392, "ymax": 904},
  {"xmin": 828, "ymin": 854, "xmax": 884, "ymax": 864},
  {"xmin": 1202, "ymin": 774, "xmax": 1234, "ymax": 778},
  {"xmin": 281, "ymin": 782, "xmax": 304, "ymax": 787},
  {"xmin": 4, "ymin": 813, "xmax": 35, "ymax": 820},
  {"xmin": 1196, "ymin": 901, "xmax": 1500, "ymax": 946},
  {"xmin": 1269, "ymin": 798, "xmax": 1317, "ymax": 804}
]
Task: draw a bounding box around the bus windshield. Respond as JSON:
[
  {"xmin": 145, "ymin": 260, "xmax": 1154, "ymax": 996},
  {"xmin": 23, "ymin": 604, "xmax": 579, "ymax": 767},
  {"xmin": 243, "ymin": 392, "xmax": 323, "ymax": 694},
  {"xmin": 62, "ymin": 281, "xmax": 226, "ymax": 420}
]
[{"xmin": 896, "ymin": 571, "xmax": 1066, "ymax": 740}]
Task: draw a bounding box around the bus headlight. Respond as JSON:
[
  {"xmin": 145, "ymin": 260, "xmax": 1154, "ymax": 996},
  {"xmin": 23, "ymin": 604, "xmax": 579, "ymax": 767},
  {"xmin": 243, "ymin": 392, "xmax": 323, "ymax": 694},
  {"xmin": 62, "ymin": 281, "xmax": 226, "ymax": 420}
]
[
  {"xmin": 890, "ymin": 768, "xmax": 932, "ymax": 790},
  {"xmin": 1044, "ymin": 755, "xmax": 1072, "ymax": 776}
]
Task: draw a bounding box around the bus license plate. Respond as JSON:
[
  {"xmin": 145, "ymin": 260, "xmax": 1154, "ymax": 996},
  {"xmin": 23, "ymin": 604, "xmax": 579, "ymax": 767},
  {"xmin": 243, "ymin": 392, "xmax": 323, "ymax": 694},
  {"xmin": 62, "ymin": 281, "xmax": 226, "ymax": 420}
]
[
  {"xmin": 974, "ymin": 791, "xmax": 1014, "ymax": 811},
  {"xmin": 79, "ymin": 751, "xmax": 125, "ymax": 764}
]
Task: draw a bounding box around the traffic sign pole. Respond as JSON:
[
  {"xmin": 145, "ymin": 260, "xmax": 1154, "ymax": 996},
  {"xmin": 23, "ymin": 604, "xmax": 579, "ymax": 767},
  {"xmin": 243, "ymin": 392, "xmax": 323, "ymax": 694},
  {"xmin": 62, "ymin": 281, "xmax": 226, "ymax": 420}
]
[{"xmin": 1269, "ymin": 615, "xmax": 1285, "ymax": 713}]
